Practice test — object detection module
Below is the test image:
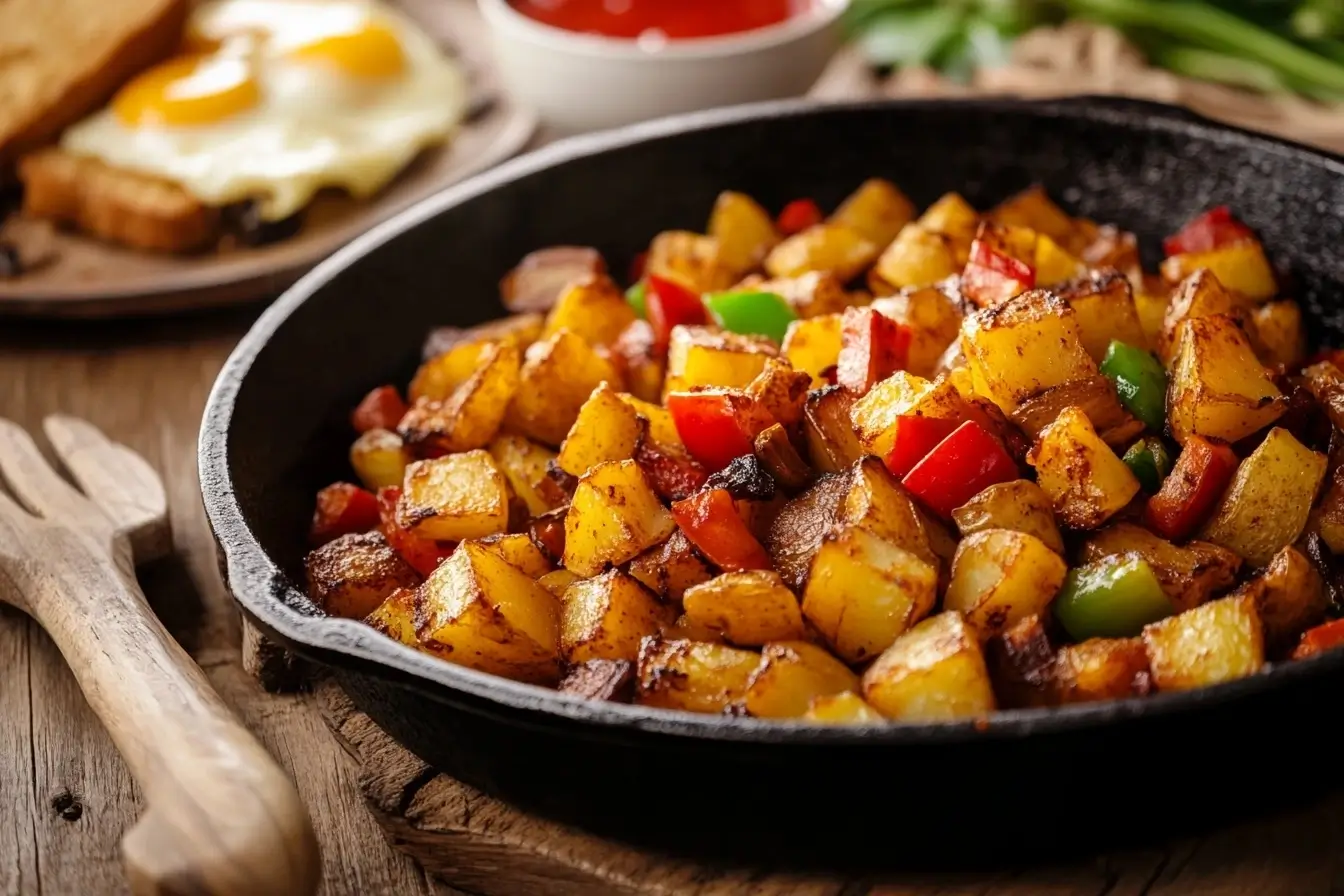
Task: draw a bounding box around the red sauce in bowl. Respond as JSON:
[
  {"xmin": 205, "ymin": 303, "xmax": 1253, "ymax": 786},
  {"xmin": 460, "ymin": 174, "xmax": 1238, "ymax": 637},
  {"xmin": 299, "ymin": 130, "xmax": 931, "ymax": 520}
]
[{"xmin": 507, "ymin": 0, "xmax": 813, "ymax": 41}]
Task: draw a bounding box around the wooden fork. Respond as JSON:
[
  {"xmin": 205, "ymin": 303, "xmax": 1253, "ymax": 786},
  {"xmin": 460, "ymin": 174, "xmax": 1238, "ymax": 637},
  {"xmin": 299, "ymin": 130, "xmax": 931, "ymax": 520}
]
[{"xmin": 0, "ymin": 415, "xmax": 320, "ymax": 896}]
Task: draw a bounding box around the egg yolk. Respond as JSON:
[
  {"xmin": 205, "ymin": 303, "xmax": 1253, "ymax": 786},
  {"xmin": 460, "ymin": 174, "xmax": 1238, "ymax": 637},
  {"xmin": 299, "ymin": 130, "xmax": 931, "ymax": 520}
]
[
  {"xmin": 285, "ymin": 20, "xmax": 406, "ymax": 78},
  {"xmin": 113, "ymin": 55, "xmax": 259, "ymax": 127}
]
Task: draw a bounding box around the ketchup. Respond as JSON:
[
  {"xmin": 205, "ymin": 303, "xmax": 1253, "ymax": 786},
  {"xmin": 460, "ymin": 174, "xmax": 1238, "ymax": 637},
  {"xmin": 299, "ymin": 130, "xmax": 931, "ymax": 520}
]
[{"xmin": 508, "ymin": 0, "xmax": 811, "ymax": 40}]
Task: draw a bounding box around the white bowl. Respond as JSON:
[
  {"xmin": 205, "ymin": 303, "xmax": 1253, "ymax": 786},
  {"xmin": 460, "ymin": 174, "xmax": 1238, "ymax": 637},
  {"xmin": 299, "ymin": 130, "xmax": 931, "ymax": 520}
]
[{"xmin": 478, "ymin": 0, "xmax": 850, "ymax": 135}]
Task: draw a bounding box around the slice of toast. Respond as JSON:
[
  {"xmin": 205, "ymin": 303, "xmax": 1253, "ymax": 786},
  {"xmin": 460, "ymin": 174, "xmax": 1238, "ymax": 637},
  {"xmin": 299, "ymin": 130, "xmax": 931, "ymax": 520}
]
[
  {"xmin": 19, "ymin": 148, "xmax": 220, "ymax": 253},
  {"xmin": 0, "ymin": 0, "xmax": 188, "ymax": 172}
]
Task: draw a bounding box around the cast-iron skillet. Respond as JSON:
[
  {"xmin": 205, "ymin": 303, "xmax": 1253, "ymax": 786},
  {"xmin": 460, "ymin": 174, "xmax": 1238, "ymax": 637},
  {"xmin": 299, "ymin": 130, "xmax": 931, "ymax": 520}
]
[{"xmin": 202, "ymin": 97, "xmax": 1344, "ymax": 869}]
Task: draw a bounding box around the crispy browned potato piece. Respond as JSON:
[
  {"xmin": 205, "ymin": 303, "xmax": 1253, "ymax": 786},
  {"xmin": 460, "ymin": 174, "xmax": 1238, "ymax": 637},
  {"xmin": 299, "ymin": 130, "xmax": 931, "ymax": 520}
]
[
  {"xmin": 746, "ymin": 358, "xmax": 812, "ymax": 429},
  {"xmin": 561, "ymin": 570, "xmax": 676, "ymax": 664},
  {"xmin": 829, "ymin": 177, "xmax": 916, "ymax": 247},
  {"xmin": 1054, "ymin": 269, "xmax": 1149, "ymax": 361},
  {"xmin": 363, "ymin": 587, "xmax": 423, "ymax": 650},
  {"xmin": 681, "ymin": 571, "xmax": 806, "ymax": 646},
  {"xmin": 837, "ymin": 456, "xmax": 943, "ymax": 574},
  {"xmin": 744, "ymin": 641, "xmax": 859, "ymax": 719},
  {"xmin": 350, "ymin": 428, "xmax": 410, "ymax": 491},
  {"xmin": 488, "ymin": 433, "xmax": 560, "ymax": 518},
  {"xmin": 1141, "ymin": 595, "xmax": 1264, "ymax": 693},
  {"xmin": 477, "ymin": 532, "xmax": 552, "ymax": 578},
  {"xmin": 509, "ymin": 330, "xmax": 625, "ymax": 446},
  {"xmin": 944, "ymin": 529, "xmax": 1068, "ymax": 641},
  {"xmin": 665, "ymin": 325, "xmax": 776, "ymax": 395},
  {"xmin": 558, "ymin": 658, "xmax": 636, "ymax": 702},
  {"xmin": 1167, "ymin": 312, "xmax": 1286, "ymax": 446},
  {"xmin": 951, "ymin": 479, "xmax": 1064, "ymax": 555},
  {"xmin": 556, "ymin": 381, "xmax": 644, "ymax": 478},
  {"xmin": 803, "ymin": 386, "xmax": 866, "ymax": 474},
  {"xmin": 765, "ymin": 223, "xmax": 879, "ymax": 283},
  {"xmin": 563, "ymin": 460, "xmax": 677, "ymax": 576},
  {"xmin": 803, "ymin": 691, "xmax": 885, "ymax": 724},
  {"xmin": 1027, "ymin": 406, "xmax": 1140, "ymax": 530},
  {"xmin": 635, "ymin": 637, "xmax": 761, "ymax": 713},
  {"xmin": 1229, "ymin": 546, "xmax": 1328, "ymax": 655},
  {"xmin": 397, "ymin": 451, "xmax": 511, "ymax": 542},
  {"xmin": 1078, "ymin": 522, "xmax": 1241, "ymax": 612},
  {"xmin": 1008, "ymin": 374, "xmax": 1144, "ymax": 449},
  {"xmin": 398, "ymin": 342, "xmax": 522, "ymax": 455},
  {"xmin": 860, "ymin": 612, "xmax": 996, "ymax": 720},
  {"xmin": 542, "ymin": 274, "xmax": 638, "ymax": 347},
  {"xmin": 1053, "ymin": 638, "xmax": 1152, "ymax": 704},
  {"xmin": 612, "ymin": 320, "xmax": 666, "ymax": 405},
  {"xmin": 782, "ymin": 314, "xmax": 843, "ymax": 386},
  {"xmin": 983, "ymin": 614, "xmax": 1057, "ymax": 708},
  {"xmin": 422, "ymin": 313, "xmax": 544, "ymax": 362},
  {"xmin": 500, "ymin": 246, "xmax": 606, "ymax": 313},
  {"xmin": 708, "ymin": 191, "xmax": 780, "ymax": 276},
  {"xmin": 625, "ymin": 530, "xmax": 715, "ymax": 604},
  {"xmin": 647, "ymin": 230, "xmax": 734, "ymax": 293},
  {"xmin": 307, "ymin": 531, "xmax": 421, "ymax": 620},
  {"xmin": 1251, "ymin": 300, "xmax": 1307, "ymax": 367},
  {"xmin": 1158, "ymin": 269, "xmax": 1250, "ymax": 364},
  {"xmin": 766, "ymin": 471, "xmax": 851, "ymax": 591},
  {"xmin": 537, "ymin": 569, "xmax": 580, "ymax": 598}
]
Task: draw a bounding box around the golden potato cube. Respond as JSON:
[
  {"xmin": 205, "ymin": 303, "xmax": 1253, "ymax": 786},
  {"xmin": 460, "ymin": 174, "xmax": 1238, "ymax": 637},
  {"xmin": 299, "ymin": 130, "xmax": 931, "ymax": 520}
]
[
  {"xmin": 745, "ymin": 357, "xmax": 812, "ymax": 429},
  {"xmin": 983, "ymin": 614, "xmax": 1057, "ymax": 708},
  {"xmin": 1142, "ymin": 595, "xmax": 1264, "ymax": 692},
  {"xmin": 1160, "ymin": 241, "xmax": 1277, "ymax": 301},
  {"xmin": 803, "ymin": 690, "xmax": 885, "ymax": 724},
  {"xmin": 350, "ymin": 428, "xmax": 410, "ymax": 491},
  {"xmin": 1027, "ymin": 406, "xmax": 1140, "ymax": 530},
  {"xmin": 487, "ymin": 433, "xmax": 559, "ymax": 518},
  {"xmin": 1158, "ymin": 269, "xmax": 1248, "ymax": 364},
  {"xmin": 837, "ymin": 456, "xmax": 941, "ymax": 572},
  {"xmin": 398, "ymin": 342, "xmax": 522, "ymax": 455},
  {"xmin": 537, "ymin": 568, "xmax": 580, "ymax": 597},
  {"xmin": 744, "ymin": 640, "xmax": 858, "ymax": 719},
  {"xmin": 764, "ymin": 223, "xmax": 879, "ymax": 283},
  {"xmin": 1053, "ymin": 637, "xmax": 1152, "ymax": 704},
  {"xmin": 1199, "ymin": 427, "xmax": 1327, "ymax": 567},
  {"xmin": 918, "ymin": 192, "xmax": 981, "ymax": 247},
  {"xmin": 801, "ymin": 524, "xmax": 938, "ymax": 663},
  {"xmin": 1231, "ymin": 546, "xmax": 1327, "ymax": 654},
  {"xmin": 782, "ymin": 313, "xmax": 843, "ymax": 386},
  {"xmin": 397, "ymin": 451, "xmax": 510, "ymax": 542},
  {"xmin": 556, "ymin": 381, "xmax": 644, "ymax": 478},
  {"xmin": 636, "ymin": 637, "xmax": 761, "ymax": 713},
  {"xmin": 681, "ymin": 571, "xmax": 806, "ymax": 646},
  {"xmin": 872, "ymin": 223, "xmax": 959, "ymax": 291},
  {"xmin": 741, "ymin": 271, "xmax": 851, "ymax": 319},
  {"xmin": 563, "ymin": 460, "xmax": 677, "ymax": 577},
  {"xmin": 1133, "ymin": 289, "xmax": 1169, "ymax": 350},
  {"xmin": 509, "ymin": 329, "xmax": 625, "ymax": 446},
  {"xmin": 542, "ymin": 274, "xmax": 637, "ymax": 348},
  {"xmin": 803, "ymin": 386, "xmax": 867, "ymax": 474},
  {"xmin": 409, "ymin": 316, "xmax": 540, "ymax": 402},
  {"xmin": 646, "ymin": 230, "xmax": 734, "ymax": 293},
  {"xmin": 1055, "ymin": 270, "xmax": 1148, "ymax": 361},
  {"xmin": 561, "ymin": 570, "xmax": 675, "ymax": 664},
  {"xmin": 625, "ymin": 529, "xmax": 714, "ymax": 604},
  {"xmin": 665, "ymin": 325, "xmax": 775, "ymax": 395},
  {"xmin": 869, "ymin": 286, "xmax": 963, "ymax": 377},
  {"xmin": 477, "ymin": 532, "xmax": 552, "ymax": 578},
  {"xmin": 1008, "ymin": 374, "xmax": 1143, "ymax": 449},
  {"xmin": 860, "ymin": 611, "xmax": 996, "ymax": 720},
  {"xmin": 662, "ymin": 613, "xmax": 728, "ymax": 643},
  {"xmin": 960, "ymin": 290, "xmax": 1098, "ymax": 413},
  {"xmin": 1251, "ymin": 300, "xmax": 1306, "ymax": 367},
  {"xmin": 850, "ymin": 372, "xmax": 968, "ymax": 460},
  {"xmin": 617, "ymin": 393, "xmax": 682, "ymax": 449},
  {"xmin": 944, "ymin": 529, "xmax": 1067, "ymax": 641},
  {"xmin": 709, "ymin": 191, "xmax": 780, "ymax": 276},
  {"xmin": 951, "ymin": 479, "xmax": 1064, "ymax": 555},
  {"xmin": 1032, "ymin": 233, "xmax": 1087, "ymax": 286},
  {"xmin": 1079, "ymin": 522, "xmax": 1241, "ymax": 612},
  {"xmin": 363, "ymin": 587, "xmax": 422, "ymax": 650},
  {"xmin": 612, "ymin": 319, "xmax": 665, "ymax": 404},
  {"xmin": 418, "ymin": 541, "xmax": 562, "ymax": 684},
  {"xmin": 988, "ymin": 185, "xmax": 1076, "ymax": 245},
  {"xmin": 306, "ymin": 531, "xmax": 421, "ymax": 620},
  {"xmin": 829, "ymin": 177, "xmax": 916, "ymax": 248}
]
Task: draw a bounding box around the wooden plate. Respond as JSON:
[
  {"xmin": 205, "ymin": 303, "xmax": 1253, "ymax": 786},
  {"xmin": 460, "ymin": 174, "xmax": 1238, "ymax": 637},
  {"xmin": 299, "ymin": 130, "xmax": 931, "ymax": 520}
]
[{"xmin": 0, "ymin": 0, "xmax": 538, "ymax": 319}]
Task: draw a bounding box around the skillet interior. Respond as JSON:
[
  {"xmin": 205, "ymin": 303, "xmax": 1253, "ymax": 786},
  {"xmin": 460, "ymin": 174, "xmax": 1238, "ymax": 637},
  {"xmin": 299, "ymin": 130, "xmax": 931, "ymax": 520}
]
[{"xmin": 202, "ymin": 97, "xmax": 1344, "ymax": 866}]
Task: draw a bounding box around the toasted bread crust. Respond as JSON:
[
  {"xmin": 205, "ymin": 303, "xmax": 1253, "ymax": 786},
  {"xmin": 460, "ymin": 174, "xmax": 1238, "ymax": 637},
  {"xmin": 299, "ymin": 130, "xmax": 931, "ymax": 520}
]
[{"xmin": 18, "ymin": 148, "xmax": 220, "ymax": 253}]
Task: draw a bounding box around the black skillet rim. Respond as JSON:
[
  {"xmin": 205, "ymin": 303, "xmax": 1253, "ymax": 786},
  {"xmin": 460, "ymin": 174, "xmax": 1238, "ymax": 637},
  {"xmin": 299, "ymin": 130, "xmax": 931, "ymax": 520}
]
[{"xmin": 200, "ymin": 94, "xmax": 1344, "ymax": 746}]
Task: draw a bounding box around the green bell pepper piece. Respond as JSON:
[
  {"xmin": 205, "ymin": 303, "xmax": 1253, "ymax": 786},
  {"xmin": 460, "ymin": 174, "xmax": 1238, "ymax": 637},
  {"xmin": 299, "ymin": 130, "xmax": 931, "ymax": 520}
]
[
  {"xmin": 1100, "ymin": 340, "xmax": 1167, "ymax": 432},
  {"xmin": 1123, "ymin": 437, "xmax": 1173, "ymax": 493},
  {"xmin": 702, "ymin": 290, "xmax": 798, "ymax": 344},
  {"xmin": 1053, "ymin": 555, "xmax": 1175, "ymax": 641},
  {"xmin": 625, "ymin": 280, "xmax": 647, "ymax": 319}
]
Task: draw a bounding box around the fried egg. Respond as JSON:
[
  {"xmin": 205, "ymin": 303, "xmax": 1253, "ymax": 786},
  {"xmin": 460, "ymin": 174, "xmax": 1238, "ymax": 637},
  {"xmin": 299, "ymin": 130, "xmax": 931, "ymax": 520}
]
[{"xmin": 60, "ymin": 0, "xmax": 469, "ymax": 221}]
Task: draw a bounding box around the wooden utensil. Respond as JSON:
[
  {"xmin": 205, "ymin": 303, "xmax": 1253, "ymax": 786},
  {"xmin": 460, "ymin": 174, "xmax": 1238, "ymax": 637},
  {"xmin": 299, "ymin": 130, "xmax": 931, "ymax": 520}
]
[{"xmin": 0, "ymin": 415, "xmax": 320, "ymax": 896}]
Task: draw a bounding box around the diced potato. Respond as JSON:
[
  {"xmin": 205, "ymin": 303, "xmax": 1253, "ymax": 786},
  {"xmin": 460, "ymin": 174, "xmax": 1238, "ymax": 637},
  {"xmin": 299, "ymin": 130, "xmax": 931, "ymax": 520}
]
[
  {"xmin": 646, "ymin": 230, "xmax": 734, "ymax": 293},
  {"xmin": 1055, "ymin": 270, "xmax": 1148, "ymax": 360},
  {"xmin": 1141, "ymin": 595, "xmax": 1264, "ymax": 692},
  {"xmin": 499, "ymin": 247, "xmax": 606, "ymax": 314},
  {"xmin": 487, "ymin": 434, "xmax": 559, "ymax": 518},
  {"xmin": 1032, "ymin": 234, "xmax": 1088, "ymax": 286},
  {"xmin": 803, "ymin": 690, "xmax": 884, "ymax": 724},
  {"xmin": 556, "ymin": 381, "xmax": 644, "ymax": 477},
  {"xmin": 557, "ymin": 658, "xmax": 636, "ymax": 702},
  {"xmin": 350, "ymin": 428, "xmax": 410, "ymax": 490},
  {"xmin": 418, "ymin": 541, "xmax": 562, "ymax": 684},
  {"xmin": 541, "ymin": 274, "xmax": 638, "ymax": 347},
  {"xmin": 1160, "ymin": 240, "xmax": 1277, "ymax": 301},
  {"xmin": 1008, "ymin": 374, "xmax": 1143, "ymax": 449},
  {"xmin": 951, "ymin": 480, "xmax": 1064, "ymax": 554},
  {"xmin": 398, "ymin": 342, "xmax": 522, "ymax": 455},
  {"xmin": 801, "ymin": 524, "xmax": 938, "ymax": 663},
  {"xmin": 860, "ymin": 611, "xmax": 996, "ymax": 720},
  {"xmin": 802, "ymin": 386, "xmax": 866, "ymax": 474},
  {"xmin": 740, "ymin": 271, "xmax": 850, "ymax": 319},
  {"xmin": 363, "ymin": 587, "xmax": 422, "ymax": 650},
  {"xmin": 477, "ymin": 532, "xmax": 552, "ymax": 578},
  {"xmin": 563, "ymin": 460, "xmax": 677, "ymax": 577},
  {"xmin": 616, "ymin": 393, "xmax": 681, "ymax": 449},
  {"xmin": 1251, "ymin": 300, "xmax": 1306, "ymax": 367},
  {"xmin": 872, "ymin": 223, "xmax": 959, "ymax": 290},
  {"xmin": 708, "ymin": 191, "xmax": 780, "ymax": 276},
  {"xmin": 746, "ymin": 357, "xmax": 812, "ymax": 429},
  {"xmin": 409, "ymin": 323, "xmax": 536, "ymax": 403},
  {"xmin": 782, "ymin": 314, "xmax": 843, "ymax": 386},
  {"xmin": 561, "ymin": 570, "xmax": 676, "ymax": 663},
  {"xmin": 869, "ymin": 286, "xmax": 963, "ymax": 377},
  {"xmin": 397, "ymin": 451, "xmax": 510, "ymax": 542},
  {"xmin": 635, "ymin": 637, "xmax": 761, "ymax": 713},
  {"xmin": 918, "ymin": 192, "xmax": 981, "ymax": 249},
  {"xmin": 306, "ymin": 531, "xmax": 421, "ymax": 619},
  {"xmin": 681, "ymin": 571, "xmax": 806, "ymax": 646},
  {"xmin": 960, "ymin": 290, "xmax": 1098, "ymax": 413},
  {"xmin": 744, "ymin": 640, "xmax": 858, "ymax": 719},
  {"xmin": 509, "ymin": 330, "xmax": 624, "ymax": 446},
  {"xmin": 421, "ymin": 313, "xmax": 545, "ymax": 365},
  {"xmin": 983, "ymin": 614, "xmax": 1057, "ymax": 708},
  {"xmin": 1027, "ymin": 407, "xmax": 1140, "ymax": 530},
  {"xmin": 625, "ymin": 529, "xmax": 714, "ymax": 604},
  {"xmin": 1230, "ymin": 546, "xmax": 1328, "ymax": 654},
  {"xmin": 1053, "ymin": 638, "xmax": 1152, "ymax": 704},
  {"xmin": 829, "ymin": 177, "xmax": 916, "ymax": 247},
  {"xmin": 988, "ymin": 185, "xmax": 1075, "ymax": 245},
  {"xmin": 661, "ymin": 614, "xmax": 728, "ymax": 643},
  {"xmin": 837, "ymin": 456, "xmax": 941, "ymax": 571},
  {"xmin": 612, "ymin": 319, "xmax": 665, "ymax": 405},
  {"xmin": 850, "ymin": 372, "xmax": 967, "ymax": 460},
  {"xmin": 1159, "ymin": 269, "xmax": 1249, "ymax": 364},
  {"xmin": 766, "ymin": 472, "xmax": 850, "ymax": 590},
  {"xmin": 1133, "ymin": 289, "xmax": 1169, "ymax": 350},
  {"xmin": 664, "ymin": 325, "xmax": 775, "ymax": 396},
  {"xmin": 1078, "ymin": 522, "xmax": 1241, "ymax": 612},
  {"xmin": 764, "ymin": 223, "xmax": 879, "ymax": 283},
  {"xmin": 537, "ymin": 568, "xmax": 579, "ymax": 597},
  {"xmin": 1199, "ymin": 427, "xmax": 1327, "ymax": 567},
  {"xmin": 944, "ymin": 529, "xmax": 1067, "ymax": 640}
]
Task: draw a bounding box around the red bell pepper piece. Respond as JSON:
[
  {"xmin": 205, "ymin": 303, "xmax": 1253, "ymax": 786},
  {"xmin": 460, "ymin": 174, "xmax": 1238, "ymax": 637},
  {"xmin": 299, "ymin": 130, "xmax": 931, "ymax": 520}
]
[
  {"xmin": 646, "ymin": 274, "xmax": 707, "ymax": 349},
  {"xmin": 883, "ymin": 415, "xmax": 962, "ymax": 478},
  {"xmin": 1291, "ymin": 618, "xmax": 1344, "ymax": 660},
  {"xmin": 776, "ymin": 198, "xmax": 823, "ymax": 236},
  {"xmin": 962, "ymin": 239, "xmax": 1036, "ymax": 308},
  {"xmin": 900, "ymin": 420, "xmax": 1019, "ymax": 519},
  {"xmin": 667, "ymin": 390, "xmax": 774, "ymax": 473},
  {"xmin": 1162, "ymin": 205, "xmax": 1257, "ymax": 257},
  {"xmin": 310, "ymin": 482, "xmax": 381, "ymax": 546},
  {"xmin": 671, "ymin": 488, "xmax": 773, "ymax": 572},
  {"xmin": 628, "ymin": 250, "xmax": 648, "ymax": 283},
  {"xmin": 1142, "ymin": 436, "xmax": 1239, "ymax": 541},
  {"xmin": 376, "ymin": 486, "xmax": 454, "ymax": 576},
  {"xmin": 836, "ymin": 306, "xmax": 911, "ymax": 394},
  {"xmin": 351, "ymin": 385, "xmax": 409, "ymax": 433}
]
